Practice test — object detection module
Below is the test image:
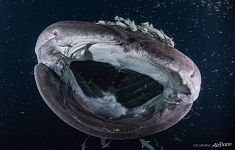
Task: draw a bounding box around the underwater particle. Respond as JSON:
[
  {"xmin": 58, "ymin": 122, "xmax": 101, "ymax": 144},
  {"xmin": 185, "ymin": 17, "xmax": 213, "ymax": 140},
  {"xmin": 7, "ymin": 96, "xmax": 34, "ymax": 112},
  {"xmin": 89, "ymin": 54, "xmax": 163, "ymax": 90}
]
[
  {"xmin": 34, "ymin": 17, "xmax": 201, "ymax": 139},
  {"xmin": 100, "ymin": 138, "xmax": 111, "ymax": 149}
]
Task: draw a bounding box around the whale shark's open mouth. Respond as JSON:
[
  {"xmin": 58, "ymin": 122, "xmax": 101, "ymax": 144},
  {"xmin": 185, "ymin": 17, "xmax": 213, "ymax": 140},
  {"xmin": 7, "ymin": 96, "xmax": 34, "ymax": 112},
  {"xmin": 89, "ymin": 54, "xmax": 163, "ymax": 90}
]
[
  {"xmin": 69, "ymin": 60, "xmax": 164, "ymax": 109},
  {"xmin": 34, "ymin": 17, "xmax": 201, "ymax": 139}
]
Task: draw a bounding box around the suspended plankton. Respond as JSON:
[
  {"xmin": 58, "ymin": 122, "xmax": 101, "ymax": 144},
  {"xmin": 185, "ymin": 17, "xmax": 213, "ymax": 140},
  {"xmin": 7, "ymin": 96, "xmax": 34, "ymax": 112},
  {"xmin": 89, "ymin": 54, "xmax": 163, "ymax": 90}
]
[{"xmin": 34, "ymin": 16, "xmax": 201, "ymax": 139}]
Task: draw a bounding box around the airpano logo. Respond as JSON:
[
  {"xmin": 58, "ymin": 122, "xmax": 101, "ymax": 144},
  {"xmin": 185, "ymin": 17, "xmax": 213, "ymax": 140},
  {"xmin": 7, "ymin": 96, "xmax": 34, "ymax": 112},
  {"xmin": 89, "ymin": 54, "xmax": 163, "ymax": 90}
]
[
  {"xmin": 193, "ymin": 141, "xmax": 232, "ymax": 148},
  {"xmin": 212, "ymin": 142, "xmax": 232, "ymax": 148}
]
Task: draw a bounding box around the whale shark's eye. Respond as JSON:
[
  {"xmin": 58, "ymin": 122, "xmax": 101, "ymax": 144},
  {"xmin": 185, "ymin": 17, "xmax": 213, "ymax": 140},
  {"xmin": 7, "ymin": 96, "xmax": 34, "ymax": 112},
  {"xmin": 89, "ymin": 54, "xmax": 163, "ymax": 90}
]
[{"xmin": 34, "ymin": 17, "xmax": 201, "ymax": 139}]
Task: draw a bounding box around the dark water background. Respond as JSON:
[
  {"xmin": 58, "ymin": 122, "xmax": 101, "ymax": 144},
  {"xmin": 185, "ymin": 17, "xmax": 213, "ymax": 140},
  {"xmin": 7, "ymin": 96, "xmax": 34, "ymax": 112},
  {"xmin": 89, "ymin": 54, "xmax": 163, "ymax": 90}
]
[{"xmin": 0, "ymin": 0, "xmax": 234, "ymax": 149}]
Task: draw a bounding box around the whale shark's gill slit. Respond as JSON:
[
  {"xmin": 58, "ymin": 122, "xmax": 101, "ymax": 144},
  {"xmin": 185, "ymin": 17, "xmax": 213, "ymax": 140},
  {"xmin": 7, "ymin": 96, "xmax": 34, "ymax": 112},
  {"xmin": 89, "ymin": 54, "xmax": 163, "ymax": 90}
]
[{"xmin": 69, "ymin": 61, "xmax": 164, "ymax": 109}]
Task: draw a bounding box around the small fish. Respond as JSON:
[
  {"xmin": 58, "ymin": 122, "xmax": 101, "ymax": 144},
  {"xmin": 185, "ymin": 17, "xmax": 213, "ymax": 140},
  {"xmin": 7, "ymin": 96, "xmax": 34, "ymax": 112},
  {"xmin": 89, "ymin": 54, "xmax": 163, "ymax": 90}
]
[
  {"xmin": 81, "ymin": 135, "xmax": 90, "ymax": 150},
  {"xmin": 139, "ymin": 138, "xmax": 155, "ymax": 150},
  {"xmin": 174, "ymin": 136, "xmax": 182, "ymax": 142},
  {"xmin": 191, "ymin": 109, "xmax": 201, "ymax": 117},
  {"xmin": 152, "ymin": 138, "xmax": 159, "ymax": 147},
  {"xmin": 160, "ymin": 145, "xmax": 165, "ymax": 150},
  {"xmin": 101, "ymin": 138, "xmax": 111, "ymax": 149},
  {"xmin": 183, "ymin": 114, "xmax": 191, "ymax": 120}
]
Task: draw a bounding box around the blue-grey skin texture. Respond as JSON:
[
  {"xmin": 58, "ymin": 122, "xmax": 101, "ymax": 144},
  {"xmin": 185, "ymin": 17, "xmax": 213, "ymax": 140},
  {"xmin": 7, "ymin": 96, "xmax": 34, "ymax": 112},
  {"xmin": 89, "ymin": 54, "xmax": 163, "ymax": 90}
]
[{"xmin": 34, "ymin": 21, "xmax": 201, "ymax": 139}]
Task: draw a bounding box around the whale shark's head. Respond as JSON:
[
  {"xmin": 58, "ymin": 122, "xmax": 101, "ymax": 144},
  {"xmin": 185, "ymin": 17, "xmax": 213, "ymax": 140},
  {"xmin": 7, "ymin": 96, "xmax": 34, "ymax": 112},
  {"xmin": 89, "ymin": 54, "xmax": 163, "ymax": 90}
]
[{"xmin": 34, "ymin": 17, "xmax": 201, "ymax": 139}]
